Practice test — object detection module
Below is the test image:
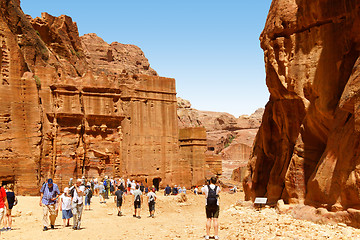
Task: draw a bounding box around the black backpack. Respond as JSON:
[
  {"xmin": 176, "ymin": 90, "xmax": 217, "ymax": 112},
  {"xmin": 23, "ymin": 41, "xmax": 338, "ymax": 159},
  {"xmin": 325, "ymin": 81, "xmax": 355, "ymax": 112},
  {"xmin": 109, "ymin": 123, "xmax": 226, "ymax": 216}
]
[
  {"xmin": 134, "ymin": 194, "xmax": 141, "ymax": 203},
  {"xmin": 87, "ymin": 189, "xmax": 93, "ymax": 198},
  {"xmin": 206, "ymin": 185, "xmax": 218, "ymax": 206},
  {"xmin": 149, "ymin": 194, "xmax": 155, "ymax": 203}
]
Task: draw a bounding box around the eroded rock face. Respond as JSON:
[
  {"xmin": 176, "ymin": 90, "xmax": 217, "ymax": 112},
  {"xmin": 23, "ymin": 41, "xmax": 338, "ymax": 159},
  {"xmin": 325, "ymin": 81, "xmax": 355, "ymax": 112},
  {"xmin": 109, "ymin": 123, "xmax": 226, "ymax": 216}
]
[
  {"xmin": 81, "ymin": 33, "xmax": 157, "ymax": 76},
  {"xmin": 0, "ymin": 1, "xmax": 185, "ymax": 194},
  {"xmin": 244, "ymin": 0, "xmax": 360, "ymax": 226},
  {"xmin": 177, "ymin": 97, "xmax": 264, "ymax": 179}
]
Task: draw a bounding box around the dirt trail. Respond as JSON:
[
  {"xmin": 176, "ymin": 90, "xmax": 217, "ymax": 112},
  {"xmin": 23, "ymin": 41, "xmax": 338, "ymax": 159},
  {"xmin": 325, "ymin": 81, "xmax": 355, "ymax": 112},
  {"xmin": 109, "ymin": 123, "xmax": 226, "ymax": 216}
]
[
  {"xmin": 1, "ymin": 191, "xmax": 241, "ymax": 240},
  {"xmin": 2, "ymin": 191, "xmax": 360, "ymax": 240}
]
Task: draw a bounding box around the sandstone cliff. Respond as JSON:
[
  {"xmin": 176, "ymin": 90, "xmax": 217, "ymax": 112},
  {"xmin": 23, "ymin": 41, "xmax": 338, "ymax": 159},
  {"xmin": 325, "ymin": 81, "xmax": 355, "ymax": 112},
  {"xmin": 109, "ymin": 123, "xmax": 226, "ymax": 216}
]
[
  {"xmin": 0, "ymin": 0, "xmax": 183, "ymax": 194},
  {"xmin": 244, "ymin": 0, "xmax": 360, "ymax": 227},
  {"xmin": 177, "ymin": 97, "xmax": 264, "ymax": 179},
  {"xmin": 80, "ymin": 33, "xmax": 157, "ymax": 76}
]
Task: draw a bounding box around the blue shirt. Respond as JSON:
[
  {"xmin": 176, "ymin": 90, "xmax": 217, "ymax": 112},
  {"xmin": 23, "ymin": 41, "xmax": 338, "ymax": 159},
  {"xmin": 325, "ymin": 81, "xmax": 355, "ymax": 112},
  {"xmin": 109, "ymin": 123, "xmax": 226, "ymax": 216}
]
[{"xmin": 40, "ymin": 183, "xmax": 60, "ymax": 205}]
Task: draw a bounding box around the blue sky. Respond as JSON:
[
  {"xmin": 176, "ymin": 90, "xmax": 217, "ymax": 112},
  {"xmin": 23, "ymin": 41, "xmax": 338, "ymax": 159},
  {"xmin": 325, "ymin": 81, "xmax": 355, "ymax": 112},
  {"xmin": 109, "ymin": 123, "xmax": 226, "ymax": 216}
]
[{"xmin": 21, "ymin": 1, "xmax": 272, "ymax": 117}]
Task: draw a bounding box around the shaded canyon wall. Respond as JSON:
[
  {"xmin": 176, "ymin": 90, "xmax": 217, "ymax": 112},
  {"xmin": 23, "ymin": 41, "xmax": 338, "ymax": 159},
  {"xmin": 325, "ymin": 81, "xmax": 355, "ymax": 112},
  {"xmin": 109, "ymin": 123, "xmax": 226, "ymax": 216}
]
[{"xmin": 244, "ymin": 0, "xmax": 360, "ymax": 219}]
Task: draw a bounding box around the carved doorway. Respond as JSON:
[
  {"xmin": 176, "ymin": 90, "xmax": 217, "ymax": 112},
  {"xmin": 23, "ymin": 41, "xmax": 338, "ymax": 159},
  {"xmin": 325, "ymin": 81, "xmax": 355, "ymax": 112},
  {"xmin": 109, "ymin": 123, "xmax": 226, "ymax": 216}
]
[
  {"xmin": 0, "ymin": 175, "xmax": 15, "ymax": 187},
  {"xmin": 152, "ymin": 178, "xmax": 161, "ymax": 191}
]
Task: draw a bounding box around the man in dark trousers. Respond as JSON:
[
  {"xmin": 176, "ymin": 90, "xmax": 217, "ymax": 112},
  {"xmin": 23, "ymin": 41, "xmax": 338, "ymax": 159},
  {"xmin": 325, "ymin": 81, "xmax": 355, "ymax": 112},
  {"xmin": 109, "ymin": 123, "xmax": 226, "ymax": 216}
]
[
  {"xmin": 202, "ymin": 176, "xmax": 221, "ymax": 240},
  {"xmin": 114, "ymin": 186, "xmax": 125, "ymax": 216}
]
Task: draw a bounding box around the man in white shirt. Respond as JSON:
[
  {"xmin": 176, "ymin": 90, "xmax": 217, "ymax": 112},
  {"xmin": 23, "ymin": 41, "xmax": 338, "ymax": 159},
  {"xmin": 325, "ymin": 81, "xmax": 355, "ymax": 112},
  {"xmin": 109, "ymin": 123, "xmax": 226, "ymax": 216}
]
[
  {"xmin": 71, "ymin": 179, "xmax": 85, "ymax": 230},
  {"xmin": 202, "ymin": 177, "xmax": 221, "ymax": 240}
]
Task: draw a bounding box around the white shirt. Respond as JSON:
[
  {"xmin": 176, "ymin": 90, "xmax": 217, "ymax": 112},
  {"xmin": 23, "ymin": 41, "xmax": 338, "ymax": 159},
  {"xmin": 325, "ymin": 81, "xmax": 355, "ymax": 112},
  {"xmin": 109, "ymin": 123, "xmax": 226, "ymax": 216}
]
[
  {"xmin": 61, "ymin": 193, "xmax": 72, "ymax": 210},
  {"xmin": 147, "ymin": 192, "xmax": 156, "ymax": 203},
  {"xmin": 72, "ymin": 185, "xmax": 85, "ymax": 204},
  {"xmin": 202, "ymin": 184, "xmax": 220, "ymax": 206}
]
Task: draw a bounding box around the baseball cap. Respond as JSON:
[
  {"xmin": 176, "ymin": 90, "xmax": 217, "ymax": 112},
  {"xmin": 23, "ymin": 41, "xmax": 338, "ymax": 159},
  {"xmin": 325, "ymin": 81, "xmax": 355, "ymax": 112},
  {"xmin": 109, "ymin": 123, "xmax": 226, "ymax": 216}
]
[{"xmin": 47, "ymin": 178, "xmax": 53, "ymax": 184}]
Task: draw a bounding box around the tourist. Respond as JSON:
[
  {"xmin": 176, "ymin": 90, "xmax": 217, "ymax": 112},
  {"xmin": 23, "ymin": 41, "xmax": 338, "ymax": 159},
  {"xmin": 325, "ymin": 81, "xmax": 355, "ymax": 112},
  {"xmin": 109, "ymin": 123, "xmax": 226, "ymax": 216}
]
[
  {"xmin": 114, "ymin": 186, "xmax": 125, "ymax": 216},
  {"xmin": 178, "ymin": 187, "xmax": 183, "ymax": 194},
  {"xmin": 58, "ymin": 187, "xmax": 73, "ymax": 227},
  {"xmin": 182, "ymin": 186, "xmax": 187, "ymax": 194},
  {"xmin": 172, "ymin": 185, "xmax": 178, "ymax": 195},
  {"xmin": 133, "ymin": 185, "xmax": 142, "ymax": 219},
  {"xmin": 140, "ymin": 182, "xmax": 145, "ymax": 193},
  {"xmin": 145, "ymin": 186, "xmax": 149, "ymax": 194},
  {"xmin": 103, "ymin": 176, "xmax": 110, "ymax": 199},
  {"xmin": 110, "ymin": 178, "xmax": 115, "ymax": 194},
  {"xmin": 119, "ymin": 179, "xmax": 125, "ymax": 192},
  {"xmin": 4, "ymin": 184, "xmax": 16, "ymax": 231},
  {"xmin": 131, "ymin": 180, "xmax": 136, "ymax": 194},
  {"xmin": 84, "ymin": 185, "xmax": 93, "ymax": 210},
  {"xmin": 164, "ymin": 184, "xmax": 171, "ymax": 196},
  {"xmin": 68, "ymin": 178, "xmax": 73, "ymax": 187},
  {"xmin": 40, "ymin": 178, "xmax": 60, "ymax": 231},
  {"xmin": 0, "ymin": 184, "xmax": 9, "ymax": 233},
  {"xmin": 81, "ymin": 176, "xmax": 86, "ymax": 186},
  {"xmin": 90, "ymin": 178, "xmax": 95, "ymax": 193},
  {"xmin": 194, "ymin": 186, "xmax": 198, "ymax": 195},
  {"xmin": 127, "ymin": 179, "xmax": 131, "ymax": 195},
  {"xmin": 70, "ymin": 179, "xmax": 85, "ymax": 230},
  {"xmin": 98, "ymin": 182, "xmax": 106, "ymax": 203},
  {"xmin": 203, "ymin": 176, "xmax": 221, "ymax": 240},
  {"xmin": 94, "ymin": 181, "xmax": 100, "ymax": 196},
  {"xmin": 147, "ymin": 188, "xmax": 156, "ymax": 218}
]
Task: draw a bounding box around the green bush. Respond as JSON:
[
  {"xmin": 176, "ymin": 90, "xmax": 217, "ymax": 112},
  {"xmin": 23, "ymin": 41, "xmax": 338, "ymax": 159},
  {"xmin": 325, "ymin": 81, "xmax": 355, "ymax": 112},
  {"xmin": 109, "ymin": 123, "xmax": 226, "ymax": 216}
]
[{"xmin": 34, "ymin": 75, "xmax": 41, "ymax": 89}]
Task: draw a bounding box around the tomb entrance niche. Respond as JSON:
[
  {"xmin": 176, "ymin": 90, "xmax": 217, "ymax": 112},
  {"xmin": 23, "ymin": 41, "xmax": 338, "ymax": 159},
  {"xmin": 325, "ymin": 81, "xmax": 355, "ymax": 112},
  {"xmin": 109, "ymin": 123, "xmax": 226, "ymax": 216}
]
[{"xmin": 152, "ymin": 177, "xmax": 161, "ymax": 191}]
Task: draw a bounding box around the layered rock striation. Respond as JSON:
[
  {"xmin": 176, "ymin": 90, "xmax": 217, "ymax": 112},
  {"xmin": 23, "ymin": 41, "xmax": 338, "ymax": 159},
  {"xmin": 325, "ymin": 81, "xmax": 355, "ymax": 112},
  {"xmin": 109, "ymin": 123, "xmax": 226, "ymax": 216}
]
[
  {"xmin": 244, "ymin": 0, "xmax": 360, "ymax": 226},
  {"xmin": 0, "ymin": 0, "xmax": 189, "ymax": 194},
  {"xmin": 177, "ymin": 97, "xmax": 264, "ymax": 179}
]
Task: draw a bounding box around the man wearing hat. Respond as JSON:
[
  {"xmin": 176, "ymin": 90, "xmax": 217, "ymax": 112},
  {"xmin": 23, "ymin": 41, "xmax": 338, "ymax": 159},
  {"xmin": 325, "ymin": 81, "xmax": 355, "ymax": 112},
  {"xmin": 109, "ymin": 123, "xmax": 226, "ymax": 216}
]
[{"xmin": 40, "ymin": 178, "xmax": 60, "ymax": 231}]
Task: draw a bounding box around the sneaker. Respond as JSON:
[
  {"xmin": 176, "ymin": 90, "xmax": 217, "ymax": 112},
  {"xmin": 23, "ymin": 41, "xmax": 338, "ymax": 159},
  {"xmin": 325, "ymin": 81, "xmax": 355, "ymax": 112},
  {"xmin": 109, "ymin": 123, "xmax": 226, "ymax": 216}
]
[
  {"xmin": 6, "ymin": 227, "xmax": 11, "ymax": 231},
  {"xmin": 214, "ymin": 236, "xmax": 220, "ymax": 240},
  {"xmin": 43, "ymin": 226, "xmax": 48, "ymax": 231},
  {"xmin": 117, "ymin": 211, "xmax": 121, "ymax": 216},
  {"xmin": 133, "ymin": 214, "xmax": 136, "ymax": 217},
  {"xmin": 72, "ymin": 226, "xmax": 77, "ymax": 230},
  {"xmin": 137, "ymin": 216, "xmax": 141, "ymax": 219},
  {"xmin": 51, "ymin": 225, "xmax": 55, "ymax": 229},
  {"xmin": 204, "ymin": 236, "xmax": 210, "ymax": 240}
]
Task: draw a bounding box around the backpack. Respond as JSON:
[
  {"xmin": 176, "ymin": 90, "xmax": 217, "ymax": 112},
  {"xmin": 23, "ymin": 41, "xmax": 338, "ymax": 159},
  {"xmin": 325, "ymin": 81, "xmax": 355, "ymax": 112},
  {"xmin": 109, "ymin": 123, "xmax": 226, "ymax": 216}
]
[
  {"xmin": 69, "ymin": 187, "xmax": 76, "ymax": 198},
  {"xmin": 103, "ymin": 180, "xmax": 107, "ymax": 187},
  {"xmin": 149, "ymin": 193, "xmax": 155, "ymax": 203},
  {"xmin": 87, "ymin": 189, "xmax": 93, "ymax": 198},
  {"xmin": 206, "ymin": 185, "xmax": 218, "ymax": 206},
  {"xmin": 134, "ymin": 194, "xmax": 141, "ymax": 203}
]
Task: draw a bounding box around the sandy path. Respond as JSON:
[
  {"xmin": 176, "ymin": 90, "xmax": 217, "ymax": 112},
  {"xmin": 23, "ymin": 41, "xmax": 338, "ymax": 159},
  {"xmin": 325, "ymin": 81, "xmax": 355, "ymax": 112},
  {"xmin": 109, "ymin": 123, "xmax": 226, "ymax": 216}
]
[
  {"xmin": 1, "ymin": 191, "xmax": 241, "ymax": 240},
  {"xmin": 3, "ymin": 191, "xmax": 360, "ymax": 240}
]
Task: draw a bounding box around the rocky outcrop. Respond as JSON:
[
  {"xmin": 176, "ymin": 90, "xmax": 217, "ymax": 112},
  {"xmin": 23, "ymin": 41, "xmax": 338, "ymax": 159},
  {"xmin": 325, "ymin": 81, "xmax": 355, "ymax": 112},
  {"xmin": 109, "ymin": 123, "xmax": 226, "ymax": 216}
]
[
  {"xmin": 80, "ymin": 33, "xmax": 157, "ymax": 76},
  {"xmin": 31, "ymin": 12, "xmax": 88, "ymax": 77},
  {"xmin": 244, "ymin": 0, "xmax": 360, "ymax": 227},
  {"xmin": 177, "ymin": 97, "xmax": 264, "ymax": 179},
  {"xmin": 0, "ymin": 1, "xmax": 190, "ymax": 194}
]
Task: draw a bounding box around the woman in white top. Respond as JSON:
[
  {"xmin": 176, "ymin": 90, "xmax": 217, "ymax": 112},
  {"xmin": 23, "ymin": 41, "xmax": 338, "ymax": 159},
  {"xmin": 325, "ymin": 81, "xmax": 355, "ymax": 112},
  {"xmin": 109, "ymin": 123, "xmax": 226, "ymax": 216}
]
[{"xmin": 58, "ymin": 187, "xmax": 73, "ymax": 227}]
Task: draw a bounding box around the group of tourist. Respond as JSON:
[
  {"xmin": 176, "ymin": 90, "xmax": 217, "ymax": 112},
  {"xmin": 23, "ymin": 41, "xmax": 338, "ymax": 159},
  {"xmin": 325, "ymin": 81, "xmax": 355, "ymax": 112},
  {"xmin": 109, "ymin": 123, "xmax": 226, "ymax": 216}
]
[
  {"xmin": 0, "ymin": 183, "xmax": 17, "ymax": 235},
  {"xmin": 164, "ymin": 185, "xmax": 187, "ymax": 195},
  {"xmin": 39, "ymin": 176, "xmax": 161, "ymax": 231},
  {"xmin": 0, "ymin": 175, "xmax": 221, "ymax": 239},
  {"xmin": 40, "ymin": 178, "xmax": 86, "ymax": 231}
]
